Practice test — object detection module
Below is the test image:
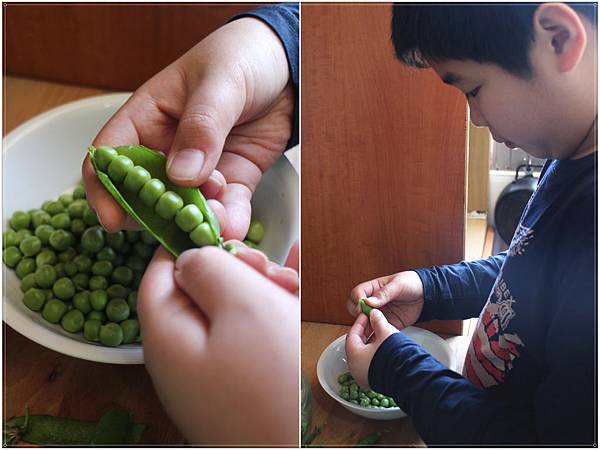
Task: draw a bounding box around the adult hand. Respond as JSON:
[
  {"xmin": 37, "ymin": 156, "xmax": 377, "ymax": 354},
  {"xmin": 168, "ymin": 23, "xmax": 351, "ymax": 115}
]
[
  {"xmin": 345, "ymin": 309, "xmax": 399, "ymax": 389},
  {"xmin": 137, "ymin": 244, "xmax": 299, "ymax": 445},
  {"xmin": 347, "ymin": 271, "xmax": 424, "ymax": 334},
  {"xmin": 83, "ymin": 17, "xmax": 293, "ymax": 240}
]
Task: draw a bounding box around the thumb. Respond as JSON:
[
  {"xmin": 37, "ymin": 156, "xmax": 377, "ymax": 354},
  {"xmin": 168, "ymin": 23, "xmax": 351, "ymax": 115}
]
[
  {"xmin": 367, "ymin": 277, "xmax": 403, "ymax": 309},
  {"xmin": 369, "ymin": 309, "xmax": 397, "ymax": 338},
  {"xmin": 166, "ymin": 72, "xmax": 244, "ymax": 186}
]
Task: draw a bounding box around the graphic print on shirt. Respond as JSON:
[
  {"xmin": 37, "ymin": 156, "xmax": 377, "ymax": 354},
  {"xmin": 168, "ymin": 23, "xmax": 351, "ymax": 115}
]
[
  {"xmin": 508, "ymin": 224, "xmax": 534, "ymax": 257},
  {"xmin": 463, "ymin": 276, "xmax": 525, "ymax": 388}
]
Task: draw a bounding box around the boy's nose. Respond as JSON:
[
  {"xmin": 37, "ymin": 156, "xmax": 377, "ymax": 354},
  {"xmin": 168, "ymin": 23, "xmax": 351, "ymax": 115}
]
[{"xmin": 468, "ymin": 102, "xmax": 487, "ymax": 128}]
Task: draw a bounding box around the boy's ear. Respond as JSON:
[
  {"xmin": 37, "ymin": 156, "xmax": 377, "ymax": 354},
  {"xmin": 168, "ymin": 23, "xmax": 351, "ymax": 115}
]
[{"xmin": 533, "ymin": 3, "xmax": 587, "ymax": 72}]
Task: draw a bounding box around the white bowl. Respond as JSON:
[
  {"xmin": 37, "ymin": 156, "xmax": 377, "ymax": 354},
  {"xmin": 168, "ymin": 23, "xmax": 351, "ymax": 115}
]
[
  {"xmin": 3, "ymin": 93, "xmax": 299, "ymax": 364},
  {"xmin": 316, "ymin": 328, "xmax": 456, "ymax": 420}
]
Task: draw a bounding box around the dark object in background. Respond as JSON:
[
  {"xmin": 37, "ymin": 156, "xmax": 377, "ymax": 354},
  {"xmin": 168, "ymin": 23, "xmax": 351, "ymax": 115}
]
[{"xmin": 494, "ymin": 162, "xmax": 543, "ymax": 245}]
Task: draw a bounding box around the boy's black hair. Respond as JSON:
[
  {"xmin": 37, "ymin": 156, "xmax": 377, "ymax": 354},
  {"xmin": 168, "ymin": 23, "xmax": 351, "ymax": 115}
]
[{"xmin": 391, "ymin": 3, "xmax": 597, "ymax": 77}]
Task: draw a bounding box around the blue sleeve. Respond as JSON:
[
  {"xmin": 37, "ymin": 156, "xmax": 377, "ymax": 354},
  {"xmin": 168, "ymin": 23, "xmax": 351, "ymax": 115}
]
[
  {"xmin": 414, "ymin": 253, "xmax": 506, "ymax": 321},
  {"xmin": 230, "ymin": 3, "xmax": 299, "ymax": 150}
]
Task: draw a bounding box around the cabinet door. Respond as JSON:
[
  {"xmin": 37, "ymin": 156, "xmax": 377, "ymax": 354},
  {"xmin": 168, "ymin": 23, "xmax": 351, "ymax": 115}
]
[{"xmin": 301, "ymin": 4, "xmax": 468, "ymax": 334}]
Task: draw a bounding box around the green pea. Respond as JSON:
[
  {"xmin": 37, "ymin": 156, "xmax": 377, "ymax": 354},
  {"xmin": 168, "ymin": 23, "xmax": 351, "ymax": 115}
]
[
  {"xmin": 371, "ymin": 398, "xmax": 380, "ymax": 407},
  {"xmin": 125, "ymin": 230, "xmax": 140, "ymax": 243},
  {"xmin": 61, "ymin": 309, "xmax": 85, "ymax": 333},
  {"xmin": 95, "ymin": 146, "xmax": 119, "ymax": 171},
  {"xmin": 63, "ymin": 261, "xmax": 78, "ymax": 277},
  {"xmin": 107, "ymin": 155, "xmax": 134, "ymax": 183},
  {"xmin": 140, "ymin": 230, "xmax": 158, "ymax": 245},
  {"xmin": 83, "ymin": 319, "xmax": 102, "ymax": 342},
  {"xmin": 15, "ymin": 258, "xmax": 36, "ymax": 279},
  {"xmin": 34, "ymin": 265, "xmax": 57, "ymax": 289},
  {"xmin": 366, "ymin": 391, "xmax": 377, "ymax": 399},
  {"xmin": 174, "ymin": 204, "xmax": 204, "ymax": 232},
  {"xmin": 3, "ymin": 246, "xmax": 23, "ymax": 268},
  {"xmin": 112, "ymin": 266, "xmax": 133, "ymax": 286},
  {"xmin": 15, "ymin": 229, "xmax": 33, "ymax": 245},
  {"xmin": 20, "ymin": 273, "xmax": 38, "ymax": 292},
  {"xmin": 70, "ymin": 219, "xmax": 86, "ymax": 236},
  {"xmin": 72, "ymin": 291, "xmax": 91, "ymax": 314},
  {"xmin": 23, "ymin": 288, "xmax": 46, "ymax": 312},
  {"xmin": 341, "ymin": 391, "xmax": 350, "ymax": 401},
  {"xmin": 3, "ymin": 230, "xmax": 19, "ymax": 248},
  {"xmin": 52, "ymin": 277, "xmax": 75, "ymax": 300},
  {"xmin": 123, "ymin": 165, "xmax": 151, "ymax": 193},
  {"xmin": 133, "ymin": 242, "xmax": 154, "ymax": 260},
  {"xmin": 106, "ymin": 298, "xmax": 130, "ymax": 322},
  {"xmin": 120, "ymin": 319, "xmax": 140, "ymax": 344},
  {"xmin": 58, "ymin": 247, "xmax": 77, "ymax": 263},
  {"xmin": 43, "ymin": 289, "xmax": 53, "ymax": 300},
  {"xmin": 90, "ymin": 290, "xmax": 108, "ymax": 311},
  {"xmin": 380, "ymin": 398, "xmax": 390, "ymax": 408},
  {"xmin": 246, "ymin": 220, "xmax": 265, "ymax": 244},
  {"xmin": 87, "ymin": 310, "xmax": 107, "ymax": 323},
  {"xmin": 10, "ymin": 211, "xmax": 30, "ymax": 230},
  {"xmin": 243, "ymin": 240, "xmax": 258, "ymax": 249},
  {"xmin": 190, "ymin": 222, "xmax": 215, "ymax": 247},
  {"xmin": 88, "ymin": 275, "xmax": 108, "ymax": 291},
  {"xmin": 58, "ymin": 194, "xmax": 74, "ymax": 206},
  {"xmin": 127, "ymin": 291, "xmax": 138, "ymax": 313},
  {"xmin": 31, "ymin": 211, "xmax": 52, "ymax": 228},
  {"xmin": 42, "ymin": 298, "xmax": 68, "ymax": 323},
  {"xmin": 376, "ymin": 393, "xmax": 384, "ymax": 400},
  {"xmin": 19, "ymin": 236, "xmax": 42, "ymax": 257},
  {"xmin": 35, "ymin": 249, "xmax": 57, "ymax": 267},
  {"xmin": 91, "ymin": 260, "xmax": 113, "ymax": 277},
  {"xmin": 113, "ymin": 254, "xmax": 124, "ymax": 267},
  {"xmin": 73, "ymin": 254, "xmax": 92, "ymax": 274},
  {"xmin": 67, "ymin": 199, "xmax": 87, "ymax": 219},
  {"xmin": 360, "ymin": 398, "xmax": 370, "ymax": 407},
  {"xmin": 96, "ymin": 246, "xmax": 116, "ymax": 262},
  {"xmin": 49, "ymin": 229, "xmax": 74, "ymax": 251},
  {"xmin": 155, "ymin": 191, "xmax": 184, "ymax": 220},
  {"xmin": 105, "ymin": 231, "xmax": 126, "ymax": 252},
  {"xmin": 81, "ymin": 226, "xmax": 105, "ymax": 253},
  {"xmin": 389, "ymin": 398, "xmax": 397, "ymax": 407},
  {"xmin": 82, "ymin": 206, "xmax": 99, "ymax": 226},
  {"xmin": 73, "ymin": 273, "xmax": 89, "ymax": 290},
  {"xmin": 43, "ymin": 201, "xmax": 65, "ymax": 216},
  {"xmin": 49, "ymin": 213, "xmax": 71, "ymax": 230},
  {"xmin": 99, "ymin": 323, "xmax": 124, "ymax": 347},
  {"xmin": 35, "ymin": 224, "xmax": 55, "ymax": 245},
  {"xmin": 125, "ymin": 255, "xmax": 145, "ymax": 272},
  {"xmin": 139, "ymin": 178, "xmax": 166, "ymax": 207},
  {"xmin": 73, "ymin": 184, "xmax": 86, "ymax": 200},
  {"xmin": 107, "ymin": 284, "xmax": 131, "ymax": 300},
  {"xmin": 54, "ymin": 262, "xmax": 66, "ymax": 278}
]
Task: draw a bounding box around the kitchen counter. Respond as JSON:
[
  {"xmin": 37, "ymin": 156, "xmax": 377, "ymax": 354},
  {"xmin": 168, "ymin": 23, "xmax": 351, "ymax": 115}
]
[{"xmin": 3, "ymin": 76, "xmax": 184, "ymax": 444}]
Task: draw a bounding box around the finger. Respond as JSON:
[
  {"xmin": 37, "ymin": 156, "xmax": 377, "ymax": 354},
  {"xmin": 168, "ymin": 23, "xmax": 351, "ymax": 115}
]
[
  {"xmin": 166, "ymin": 73, "xmax": 244, "ymax": 186},
  {"xmin": 173, "ymin": 246, "xmax": 291, "ymax": 320},
  {"xmin": 369, "ymin": 309, "xmax": 398, "ymax": 340},
  {"xmin": 82, "ymin": 155, "xmax": 127, "ymax": 232},
  {"xmin": 206, "ymin": 199, "xmax": 228, "ymax": 236},
  {"xmin": 367, "ymin": 276, "xmax": 405, "ymax": 309},
  {"xmin": 137, "ymin": 246, "xmax": 209, "ymax": 352},
  {"xmin": 346, "ymin": 314, "xmax": 369, "ymax": 355},
  {"xmin": 199, "ymin": 169, "xmax": 227, "ymax": 199},
  {"xmin": 284, "ymin": 240, "xmax": 299, "ymax": 272},
  {"xmin": 218, "ymin": 183, "xmax": 252, "ymax": 241}
]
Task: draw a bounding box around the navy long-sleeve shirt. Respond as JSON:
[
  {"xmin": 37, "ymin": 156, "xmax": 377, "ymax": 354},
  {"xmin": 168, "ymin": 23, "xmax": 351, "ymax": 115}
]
[{"xmin": 369, "ymin": 152, "xmax": 597, "ymax": 445}]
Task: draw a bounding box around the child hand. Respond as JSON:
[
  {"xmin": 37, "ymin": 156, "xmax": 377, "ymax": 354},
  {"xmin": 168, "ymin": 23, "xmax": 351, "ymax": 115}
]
[
  {"xmin": 345, "ymin": 309, "xmax": 399, "ymax": 389},
  {"xmin": 137, "ymin": 245, "xmax": 299, "ymax": 445},
  {"xmin": 83, "ymin": 16, "xmax": 293, "ymax": 240},
  {"xmin": 347, "ymin": 270, "xmax": 424, "ymax": 331}
]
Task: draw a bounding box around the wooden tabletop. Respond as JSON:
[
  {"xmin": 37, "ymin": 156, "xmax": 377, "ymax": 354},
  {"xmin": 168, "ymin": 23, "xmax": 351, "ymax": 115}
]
[{"xmin": 3, "ymin": 76, "xmax": 184, "ymax": 444}]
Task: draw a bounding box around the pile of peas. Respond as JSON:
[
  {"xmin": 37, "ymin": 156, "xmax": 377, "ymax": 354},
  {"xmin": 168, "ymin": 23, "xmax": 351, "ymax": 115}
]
[
  {"xmin": 2, "ymin": 184, "xmax": 158, "ymax": 347},
  {"xmin": 337, "ymin": 372, "xmax": 397, "ymax": 409}
]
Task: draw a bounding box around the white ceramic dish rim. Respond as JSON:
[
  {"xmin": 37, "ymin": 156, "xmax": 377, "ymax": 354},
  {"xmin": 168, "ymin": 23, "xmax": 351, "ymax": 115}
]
[{"xmin": 316, "ymin": 329, "xmax": 457, "ymax": 416}]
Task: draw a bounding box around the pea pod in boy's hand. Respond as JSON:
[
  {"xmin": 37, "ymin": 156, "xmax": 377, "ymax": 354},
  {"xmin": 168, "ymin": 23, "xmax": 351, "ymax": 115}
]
[{"xmin": 88, "ymin": 145, "xmax": 222, "ymax": 257}]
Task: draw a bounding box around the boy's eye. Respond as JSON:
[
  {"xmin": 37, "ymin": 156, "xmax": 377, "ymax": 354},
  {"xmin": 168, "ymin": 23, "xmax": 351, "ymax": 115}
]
[{"xmin": 465, "ymin": 86, "xmax": 480, "ymax": 98}]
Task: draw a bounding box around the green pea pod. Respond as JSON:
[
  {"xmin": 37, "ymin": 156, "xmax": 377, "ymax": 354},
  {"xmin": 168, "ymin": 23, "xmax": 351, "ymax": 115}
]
[
  {"xmin": 91, "ymin": 409, "xmax": 144, "ymax": 445},
  {"xmin": 356, "ymin": 431, "xmax": 382, "ymax": 447},
  {"xmin": 88, "ymin": 145, "xmax": 222, "ymax": 257},
  {"xmin": 359, "ymin": 298, "xmax": 373, "ymax": 316}
]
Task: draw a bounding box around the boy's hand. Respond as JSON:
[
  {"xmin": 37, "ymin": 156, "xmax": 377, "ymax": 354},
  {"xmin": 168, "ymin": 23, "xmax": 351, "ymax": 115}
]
[
  {"xmin": 345, "ymin": 309, "xmax": 399, "ymax": 389},
  {"xmin": 347, "ymin": 271, "xmax": 424, "ymax": 332},
  {"xmin": 83, "ymin": 17, "xmax": 293, "ymax": 240},
  {"xmin": 137, "ymin": 245, "xmax": 298, "ymax": 446}
]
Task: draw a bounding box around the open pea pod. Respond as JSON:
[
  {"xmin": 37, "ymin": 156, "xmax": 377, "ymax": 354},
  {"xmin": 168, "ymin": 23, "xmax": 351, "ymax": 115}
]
[{"xmin": 88, "ymin": 144, "xmax": 222, "ymax": 257}]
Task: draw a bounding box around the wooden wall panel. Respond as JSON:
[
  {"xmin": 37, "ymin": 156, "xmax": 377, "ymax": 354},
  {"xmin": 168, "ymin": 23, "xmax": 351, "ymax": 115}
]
[
  {"xmin": 4, "ymin": 3, "xmax": 261, "ymax": 91},
  {"xmin": 467, "ymin": 124, "xmax": 492, "ymax": 212},
  {"xmin": 301, "ymin": 4, "xmax": 468, "ymax": 329}
]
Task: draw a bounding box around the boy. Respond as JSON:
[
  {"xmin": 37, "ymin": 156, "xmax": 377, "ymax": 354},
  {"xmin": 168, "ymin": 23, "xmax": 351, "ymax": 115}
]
[{"xmin": 346, "ymin": 3, "xmax": 597, "ymax": 445}]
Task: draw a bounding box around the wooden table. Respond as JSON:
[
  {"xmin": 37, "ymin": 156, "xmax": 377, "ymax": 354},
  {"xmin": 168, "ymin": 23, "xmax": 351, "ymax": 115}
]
[
  {"xmin": 301, "ymin": 321, "xmax": 426, "ymax": 447},
  {"xmin": 3, "ymin": 76, "xmax": 185, "ymax": 444}
]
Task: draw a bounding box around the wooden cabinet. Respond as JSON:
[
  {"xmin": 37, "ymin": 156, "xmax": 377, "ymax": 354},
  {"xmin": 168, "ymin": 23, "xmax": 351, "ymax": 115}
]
[{"xmin": 301, "ymin": 4, "xmax": 468, "ymax": 333}]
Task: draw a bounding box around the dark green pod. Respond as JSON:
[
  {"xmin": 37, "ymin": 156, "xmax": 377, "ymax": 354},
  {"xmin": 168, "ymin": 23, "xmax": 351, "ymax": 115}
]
[
  {"xmin": 88, "ymin": 145, "xmax": 222, "ymax": 257},
  {"xmin": 359, "ymin": 298, "xmax": 373, "ymax": 316}
]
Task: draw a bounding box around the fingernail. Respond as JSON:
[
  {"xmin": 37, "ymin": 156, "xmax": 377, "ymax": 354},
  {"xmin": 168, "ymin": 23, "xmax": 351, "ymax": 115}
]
[{"xmin": 168, "ymin": 149, "xmax": 205, "ymax": 181}]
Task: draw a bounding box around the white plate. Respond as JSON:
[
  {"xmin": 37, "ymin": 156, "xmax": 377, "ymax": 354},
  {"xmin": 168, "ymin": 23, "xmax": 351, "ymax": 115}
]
[
  {"xmin": 3, "ymin": 93, "xmax": 299, "ymax": 364},
  {"xmin": 316, "ymin": 327, "xmax": 456, "ymax": 420}
]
